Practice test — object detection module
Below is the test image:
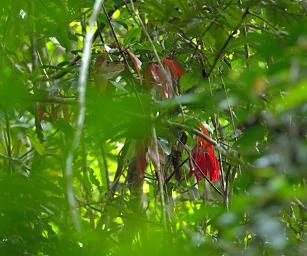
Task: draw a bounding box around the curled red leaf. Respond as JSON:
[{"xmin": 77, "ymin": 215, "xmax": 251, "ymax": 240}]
[
  {"xmin": 125, "ymin": 48, "xmax": 142, "ymax": 77},
  {"xmin": 144, "ymin": 57, "xmax": 183, "ymax": 98},
  {"xmin": 161, "ymin": 58, "xmax": 184, "ymax": 80},
  {"xmin": 145, "ymin": 63, "xmax": 174, "ymax": 98},
  {"xmin": 189, "ymin": 124, "xmax": 221, "ymax": 182}
]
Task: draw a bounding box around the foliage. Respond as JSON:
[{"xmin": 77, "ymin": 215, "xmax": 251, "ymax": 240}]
[{"xmin": 0, "ymin": 0, "xmax": 306, "ymax": 255}]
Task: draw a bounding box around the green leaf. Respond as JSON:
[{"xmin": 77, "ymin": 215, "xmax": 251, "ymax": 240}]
[
  {"xmin": 271, "ymin": 80, "xmax": 307, "ymax": 114},
  {"xmin": 124, "ymin": 28, "xmax": 141, "ymax": 46},
  {"xmin": 27, "ymin": 135, "xmax": 44, "ymax": 156}
]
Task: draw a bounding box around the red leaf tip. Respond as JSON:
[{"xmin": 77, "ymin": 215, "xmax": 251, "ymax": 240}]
[{"xmin": 189, "ymin": 124, "xmax": 221, "ymax": 182}]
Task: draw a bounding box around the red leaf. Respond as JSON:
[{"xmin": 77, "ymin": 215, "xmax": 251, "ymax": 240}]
[
  {"xmin": 189, "ymin": 124, "xmax": 220, "ymax": 182},
  {"xmin": 146, "ymin": 63, "xmax": 174, "ymax": 98},
  {"xmin": 136, "ymin": 141, "xmax": 147, "ymax": 182},
  {"xmin": 144, "ymin": 57, "xmax": 183, "ymax": 98},
  {"xmin": 125, "ymin": 49, "xmax": 142, "ymax": 77},
  {"xmin": 145, "ymin": 63, "xmax": 153, "ymax": 85},
  {"xmin": 161, "ymin": 58, "xmax": 184, "ymax": 80},
  {"xmin": 36, "ymin": 106, "xmax": 47, "ymax": 121},
  {"xmin": 50, "ymin": 104, "xmax": 57, "ymax": 124}
]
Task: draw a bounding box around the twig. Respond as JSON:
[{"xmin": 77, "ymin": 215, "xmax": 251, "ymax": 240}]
[
  {"xmin": 294, "ymin": 198, "xmax": 307, "ymax": 212},
  {"xmin": 31, "ymin": 36, "xmax": 45, "ymax": 143},
  {"xmin": 207, "ymin": 8, "xmax": 249, "ymax": 77},
  {"xmin": 217, "ymin": 74, "xmax": 237, "ymax": 207},
  {"xmin": 101, "ymin": 4, "xmax": 131, "ymax": 71},
  {"xmin": 166, "ymin": 121, "xmax": 219, "ymax": 147},
  {"xmin": 212, "ymin": 116, "xmax": 225, "ymax": 191},
  {"xmin": 33, "ymin": 95, "xmax": 76, "ymax": 105},
  {"xmin": 4, "ymin": 114, "xmax": 11, "ymax": 158},
  {"xmin": 96, "ymin": 21, "xmax": 105, "ymax": 45},
  {"xmin": 248, "ymin": 11, "xmax": 279, "ymax": 32},
  {"xmin": 165, "ymin": 157, "xmax": 189, "ymax": 184},
  {"xmin": 152, "ymin": 126, "xmax": 167, "ymax": 226},
  {"xmin": 242, "ymin": 23, "xmax": 249, "ymax": 61},
  {"xmin": 122, "ymin": 1, "xmax": 140, "ymax": 25},
  {"xmin": 0, "ymin": 153, "xmax": 20, "ymax": 162},
  {"xmin": 224, "ymin": 165, "xmax": 233, "ymax": 208},
  {"xmin": 109, "ymin": 139, "xmax": 130, "ymax": 195},
  {"xmin": 4, "ymin": 114, "xmax": 12, "ymax": 173},
  {"xmin": 188, "ymin": 0, "xmax": 233, "ymax": 66},
  {"xmin": 100, "ymin": 144, "xmax": 110, "ymax": 190},
  {"xmin": 19, "ymin": 148, "xmax": 34, "ymax": 160},
  {"xmin": 51, "ymin": 3, "xmax": 126, "ymax": 80},
  {"xmin": 129, "ymin": 0, "xmax": 170, "ymax": 84},
  {"xmin": 65, "ymin": 0, "xmax": 105, "ymax": 232},
  {"xmin": 102, "ymin": 3, "xmax": 146, "ymax": 115},
  {"xmin": 51, "ymin": 55, "xmax": 81, "ymax": 80},
  {"xmin": 220, "ymin": 76, "xmax": 236, "ymax": 129}
]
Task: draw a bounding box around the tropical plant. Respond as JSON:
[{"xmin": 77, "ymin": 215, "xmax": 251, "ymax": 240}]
[{"xmin": 0, "ymin": 0, "xmax": 306, "ymax": 255}]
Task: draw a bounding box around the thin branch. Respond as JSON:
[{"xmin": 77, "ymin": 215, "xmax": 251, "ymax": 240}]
[
  {"xmin": 100, "ymin": 144, "xmax": 110, "ymax": 190},
  {"xmin": 65, "ymin": 0, "xmax": 105, "ymax": 232},
  {"xmin": 294, "ymin": 198, "xmax": 307, "ymax": 212},
  {"xmin": 4, "ymin": 114, "xmax": 11, "ymax": 158},
  {"xmin": 33, "ymin": 95, "xmax": 76, "ymax": 105},
  {"xmin": 248, "ymin": 11, "xmax": 279, "ymax": 32},
  {"xmin": 152, "ymin": 126, "xmax": 167, "ymax": 226},
  {"xmin": 207, "ymin": 8, "xmax": 249, "ymax": 77},
  {"xmin": 212, "ymin": 116, "xmax": 225, "ymax": 190},
  {"xmin": 188, "ymin": 0, "xmax": 234, "ymax": 66},
  {"xmin": 19, "ymin": 148, "xmax": 34, "ymax": 160},
  {"xmin": 4, "ymin": 114, "xmax": 12, "ymax": 173},
  {"xmin": 0, "ymin": 153, "xmax": 20, "ymax": 162},
  {"xmin": 165, "ymin": 157, "xmax": 189, "ymax": 184},
  {"xmin": 129, "ymin": 0, "xmax": 170, "ymax": 85},
  {"xmin": 109, "ymin": 139, "xmax": 130, "ymax": 195},
  {"xmin": 51, "ymin": 3, "xmax": 126, "ymax": 80},
  {"xmin": 224, "ymin": 165, "xmax": 233, "ymax": 208},
  {"xmin": 242, "ymin": 23, "xmax": 249, "ymax": 61},
  {"xmin": 101, "ymin": 4, "xmax": 131, "ymax": 71},
  {"xmin": 220, "ymin": 74, "xmax": 236, "ymax": 130},
  {"xmin": 122, "ymin": 1, "xmax": 140, "ymax": 25},
  {"xmin": 102, "ymin": 3, "xmax": 146, "ymax": 115},
  {"xmin": 166, "ymin": 121, "xmax": 220, "ymax": 147},
  {"xmin": 96, "ymin": 21, "xmax": 105, "ymax": 45}
]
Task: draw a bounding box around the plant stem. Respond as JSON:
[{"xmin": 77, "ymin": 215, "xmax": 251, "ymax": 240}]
[
  {"xmin": 65, "ymin": 0, "xmax": 105, "ymax": 232},
  {"xmin": 152, "ymin": 126, "xmax": 167, "ymax": 226},
  {"xmin": 129, "ymin": 0, "xmax": 170, "ymax": 84},
  {"xmin": 207, "ymin": 8, "xmax": 249, "ymax": 77}
]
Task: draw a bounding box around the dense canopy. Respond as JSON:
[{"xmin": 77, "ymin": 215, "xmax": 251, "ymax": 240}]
[{"xmin": 0, "ymin": 0, "xmax": 306, "ymax": 255}]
